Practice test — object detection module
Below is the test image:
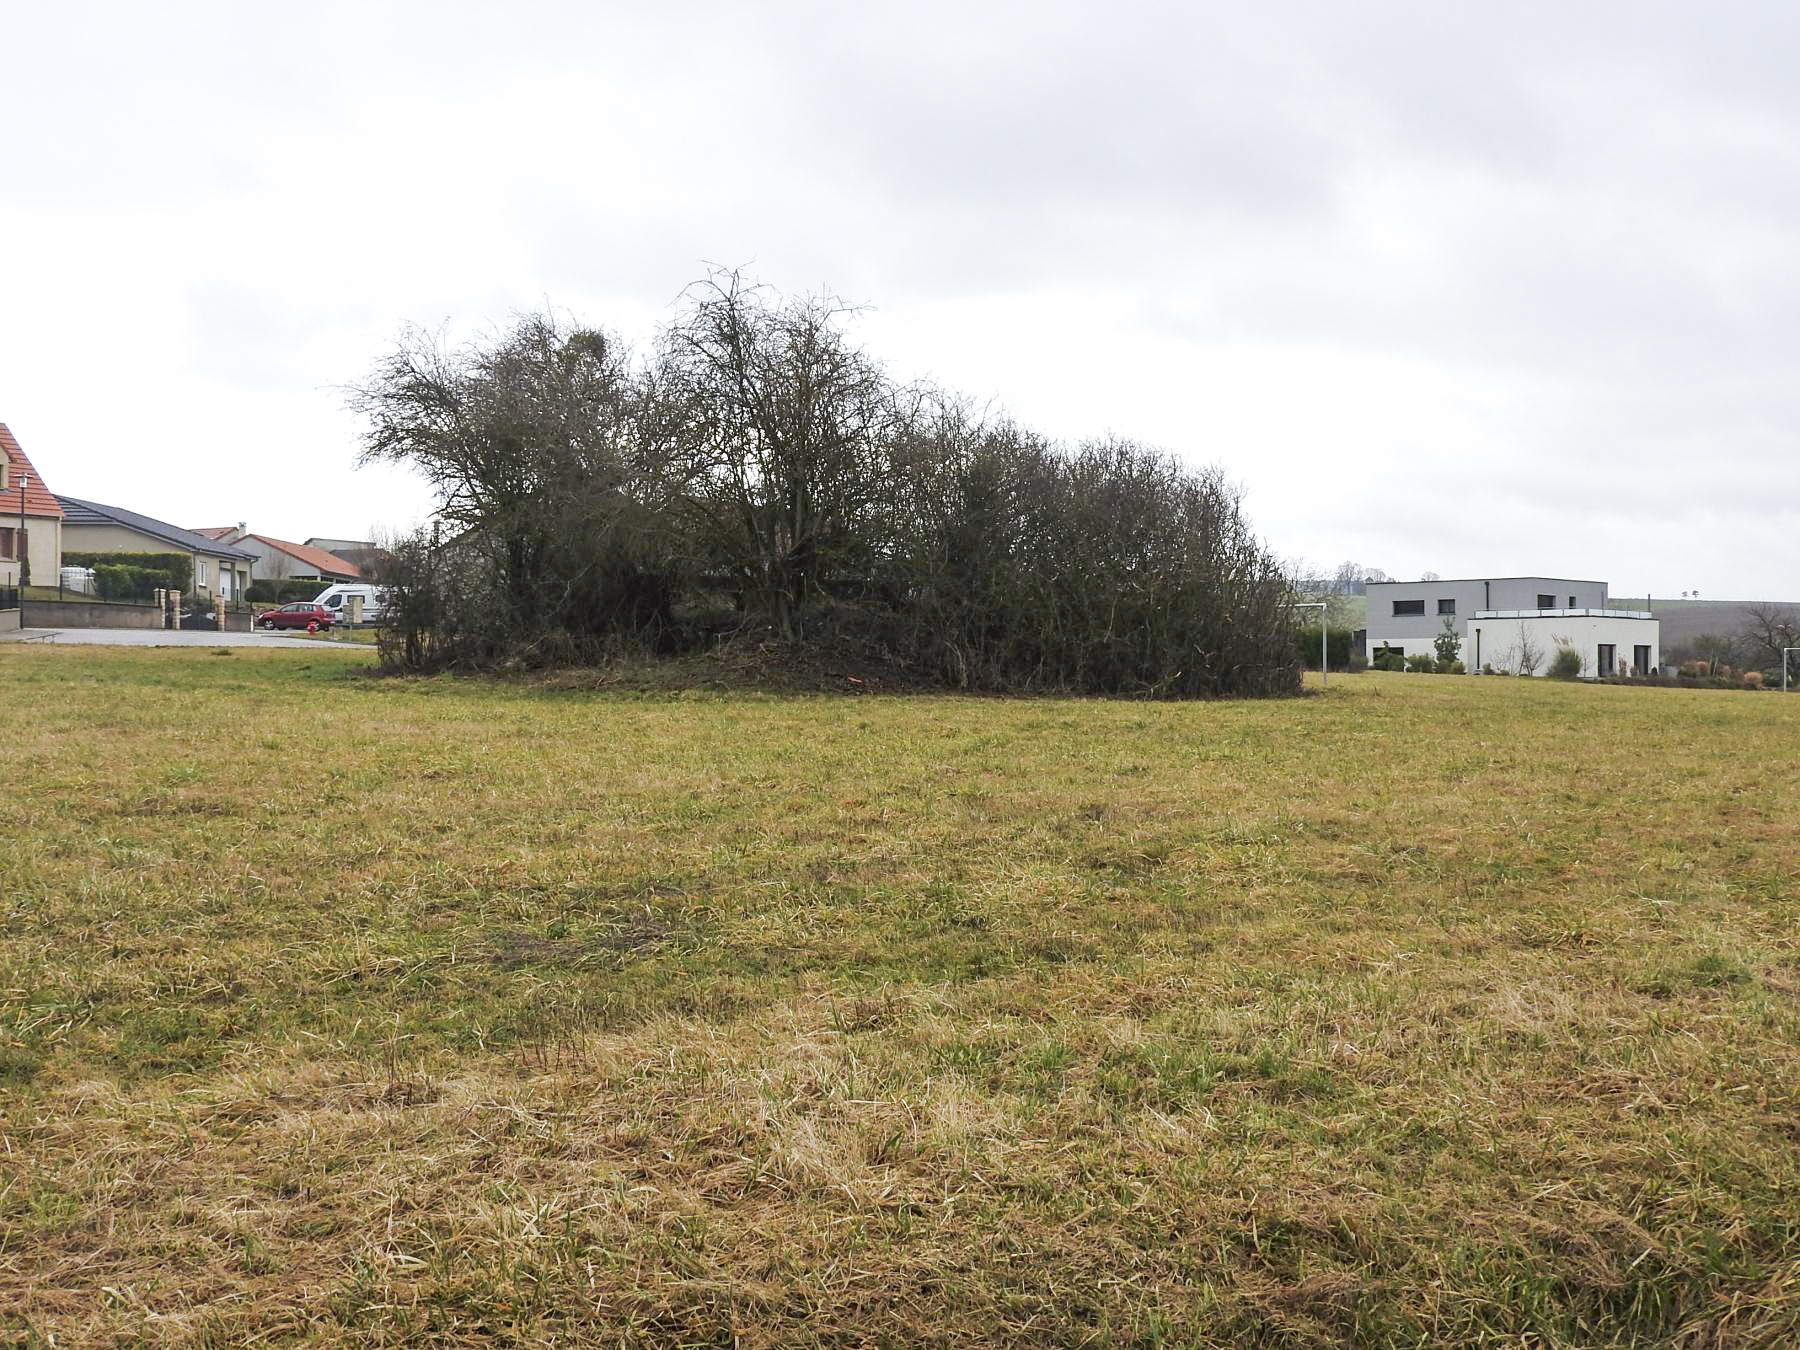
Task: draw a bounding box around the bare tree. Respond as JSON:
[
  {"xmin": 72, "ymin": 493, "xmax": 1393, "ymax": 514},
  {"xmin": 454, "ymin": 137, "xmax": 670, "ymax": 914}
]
[
  {"xmin": 654, "ymin": 269, "xmax": 891, "ymax": 639},
  {"xmin": 1513, "ymin": 622, "xmax": 1543, "ymax": 676},
  {"xmin": 350, "ymin": 312, "xmax": 686, "ymax": 655},
  {"xmin": 1739, "ymin": 602, "xmax": 1800, "ymax": 669}
]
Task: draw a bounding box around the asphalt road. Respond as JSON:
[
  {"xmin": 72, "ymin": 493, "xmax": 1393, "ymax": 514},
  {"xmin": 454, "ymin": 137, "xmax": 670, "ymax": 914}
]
[{"xmin": 4, "ymin": 627, "xmax": 373, "ymax": 650}]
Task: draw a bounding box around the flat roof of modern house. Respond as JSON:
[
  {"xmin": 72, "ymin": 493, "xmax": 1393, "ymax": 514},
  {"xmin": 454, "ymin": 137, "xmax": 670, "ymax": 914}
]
[
  {"xmin": 1473, "ymin": 608, "xmax": 1654, "ymax": 620},
  {"xmin": 1366, "ymin": 576, "xmax": 1607, "ymax": 587}
]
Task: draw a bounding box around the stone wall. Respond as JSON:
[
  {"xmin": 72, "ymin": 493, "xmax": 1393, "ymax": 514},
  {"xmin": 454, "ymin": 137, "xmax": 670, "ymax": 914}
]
[{"xmin": 22, "ymin": 599, "xmax": 164, "ymax": 630}]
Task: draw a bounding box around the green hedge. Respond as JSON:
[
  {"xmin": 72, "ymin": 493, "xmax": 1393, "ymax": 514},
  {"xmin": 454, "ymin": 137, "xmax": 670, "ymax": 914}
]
[
  {"xmin": 63, "ymin": 551, "xmax": 192, "ymax": 598},
  {"xmin": 1294, "ymin": 625, "xmax": 1355, "ymax": 671}
]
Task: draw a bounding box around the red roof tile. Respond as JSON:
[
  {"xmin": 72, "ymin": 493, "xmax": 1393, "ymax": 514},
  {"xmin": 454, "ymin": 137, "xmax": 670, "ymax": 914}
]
[
  {"xmin": 0, "ymin": 425, "xmax": 65, "ymax": 518},
  {"xmin": 247, "ymin": 535, "xmax": 363, "ymax": 579}
]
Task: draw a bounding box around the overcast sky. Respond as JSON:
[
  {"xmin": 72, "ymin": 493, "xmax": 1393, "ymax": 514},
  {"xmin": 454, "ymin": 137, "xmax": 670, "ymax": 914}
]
[{"xmin": 3, "ymin": 1, "xmax": 1796, "ymax": 597}]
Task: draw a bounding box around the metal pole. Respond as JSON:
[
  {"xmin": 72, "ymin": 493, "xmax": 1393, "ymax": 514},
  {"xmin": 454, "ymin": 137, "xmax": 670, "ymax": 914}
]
[
  {"xmin": 1292, "ymin": 600, "xmax": 1328, "ymax": 688},
  {"xmin": 17, "ymin": 473, "xmax": 26, "ymax": 592}
]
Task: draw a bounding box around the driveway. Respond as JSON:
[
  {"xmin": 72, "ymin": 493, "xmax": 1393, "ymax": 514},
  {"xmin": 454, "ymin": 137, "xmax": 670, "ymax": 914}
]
[{"xmin": 3, "ymin": 626, "xmax": 374, "ymax": 651}]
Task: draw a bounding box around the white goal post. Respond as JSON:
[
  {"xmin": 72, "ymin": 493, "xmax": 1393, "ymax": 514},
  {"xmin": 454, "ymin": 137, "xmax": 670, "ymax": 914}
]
[{"xmin": 1292, "ymin": 600, "xmax": 1328, "ymax": 688}]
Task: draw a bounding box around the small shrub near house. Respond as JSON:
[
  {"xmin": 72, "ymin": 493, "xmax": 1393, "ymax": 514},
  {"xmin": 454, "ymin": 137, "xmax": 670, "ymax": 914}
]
[
  {"xmin": 1548, "ymin": 642, "xmax": 1584, "ymax": 680},
  {"xmin": 1371, "ymin": 646, "xmax": 1463, "ymax": 675},
  {"xmin": 1432, "ymin": 615, "xmax": 1462, "ymax": 671}
]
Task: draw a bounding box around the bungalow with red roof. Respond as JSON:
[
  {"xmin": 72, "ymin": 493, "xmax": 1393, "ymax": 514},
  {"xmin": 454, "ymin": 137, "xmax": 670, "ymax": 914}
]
[
  {"xmin": 0, "ymin": 424, "xmax": 64, "ymax": 608},
  {"xmin": 192, "ymin": 527, "xmax": 362, "ymax": 584}
]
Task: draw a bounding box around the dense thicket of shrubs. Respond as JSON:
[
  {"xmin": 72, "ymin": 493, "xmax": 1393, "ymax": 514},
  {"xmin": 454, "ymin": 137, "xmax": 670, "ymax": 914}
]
[{"xmin": 354, "ymin": 275, "xmax": 1302, "ymax": 697}]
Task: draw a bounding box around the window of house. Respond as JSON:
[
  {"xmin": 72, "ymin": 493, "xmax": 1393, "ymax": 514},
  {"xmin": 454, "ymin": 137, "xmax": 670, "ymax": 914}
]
[
  {"xmin": 1437, "ymin": 598, "xmax": 1456, "ymax": 615},
  {"xmin": 0, "ymin": 527, "xmax": 12, "ymax": 561},
  {"xmin": 1537, "ymin": 594, "xmax": 1555, "ymax": 609},
  {"xmin": 198, "ymin": 560, "xmax": 209, "ymax": 588},
  {"xmin": 1392, "ymin": 599, "xmax": 1425, "ymax": 616},
  {"xmin": 1568, "ymin": 596, "xmax": 1577, "ymax": 608}
]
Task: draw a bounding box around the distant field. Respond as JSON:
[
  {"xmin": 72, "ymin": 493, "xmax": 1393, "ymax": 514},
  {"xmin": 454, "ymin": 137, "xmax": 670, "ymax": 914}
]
[
  {"xmin": 1629, "ymin": 598, "xmax": 1797, "ymax": 652},
  {"xmin": 3, "ymin": 649, "xmax": 1799, "ymax": 1346}
]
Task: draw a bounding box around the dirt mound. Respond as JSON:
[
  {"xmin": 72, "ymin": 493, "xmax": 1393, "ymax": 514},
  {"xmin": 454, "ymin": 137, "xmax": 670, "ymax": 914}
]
[{"xmin": 528, "ymin": 628, "xmax": 948, "ymax": 696}]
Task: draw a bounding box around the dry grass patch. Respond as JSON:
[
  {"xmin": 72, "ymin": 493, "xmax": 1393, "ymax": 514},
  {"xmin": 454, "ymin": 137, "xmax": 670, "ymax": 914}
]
[{"xmin": 3, "ymin": 649, "xmax": 1800, "ymax": 1344}]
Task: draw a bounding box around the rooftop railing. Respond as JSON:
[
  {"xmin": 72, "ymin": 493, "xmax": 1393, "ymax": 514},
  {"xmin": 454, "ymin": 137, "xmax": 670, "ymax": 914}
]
[{"xmin": 1472, "ymin": 608, "xmax": 1653, "ymax": 620}]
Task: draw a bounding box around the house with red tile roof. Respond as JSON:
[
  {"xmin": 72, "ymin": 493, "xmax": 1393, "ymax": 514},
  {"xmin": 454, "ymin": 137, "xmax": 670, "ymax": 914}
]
[
  {"xmin": 191, "ymin": 527, "xmax": 363, "ymax": 583},
  {"xmin": 0, "ymin": 424, "xmax": 64, "ymax": 600}
]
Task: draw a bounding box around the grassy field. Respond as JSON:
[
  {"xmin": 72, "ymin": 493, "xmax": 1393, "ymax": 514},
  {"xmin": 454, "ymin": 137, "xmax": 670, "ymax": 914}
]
[{"xmin": 2, "ymin": 648, "xmax": 1799, "ymax": 1346}]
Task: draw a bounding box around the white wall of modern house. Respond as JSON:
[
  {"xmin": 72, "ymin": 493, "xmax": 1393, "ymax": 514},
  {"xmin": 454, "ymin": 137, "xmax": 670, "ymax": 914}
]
[
  {"xmin": 1467, "ymin": 611, "xmax": 1660, "ymax": 677},
  {"xmin": 1366, "ymin": 577, "xmax": 1610, "ymax": 663}
]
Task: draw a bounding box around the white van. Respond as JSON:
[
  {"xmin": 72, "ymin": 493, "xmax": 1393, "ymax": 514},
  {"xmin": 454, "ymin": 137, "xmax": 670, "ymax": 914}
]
[{"xmin": 312, "ymin": 583, "xmax": 386, "ymax": 625}]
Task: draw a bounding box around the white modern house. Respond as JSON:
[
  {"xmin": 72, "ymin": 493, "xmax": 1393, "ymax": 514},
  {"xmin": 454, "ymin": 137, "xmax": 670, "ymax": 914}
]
[{"xmin": 1366, "ymin": 576, "xmax": 1660, "ymax": 677}]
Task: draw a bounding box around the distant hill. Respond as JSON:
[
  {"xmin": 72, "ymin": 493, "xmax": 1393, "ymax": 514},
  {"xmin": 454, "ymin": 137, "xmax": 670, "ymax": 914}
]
[{"xmin": 1621, "ymin": 599, "xmax": 1799, "ymax": 649}]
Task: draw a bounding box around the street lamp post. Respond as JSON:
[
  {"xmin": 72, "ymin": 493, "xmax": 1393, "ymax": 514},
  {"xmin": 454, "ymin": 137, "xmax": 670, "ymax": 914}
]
[{"xmin": 15, "ymin": 470, "xmax": 26, "ymax": 590}]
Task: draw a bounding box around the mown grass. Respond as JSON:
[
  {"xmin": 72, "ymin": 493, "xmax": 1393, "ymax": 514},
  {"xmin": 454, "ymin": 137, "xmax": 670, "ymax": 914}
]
[{"xmin": 2, "ymin": 647, "xmax": 1798, "ymax": 1346}]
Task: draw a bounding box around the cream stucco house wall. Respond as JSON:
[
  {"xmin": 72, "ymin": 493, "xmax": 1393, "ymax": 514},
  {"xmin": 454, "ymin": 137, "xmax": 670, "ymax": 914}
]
[{"xmin": 0, "ymin": 424, "xmax": 64, "ymax": 594}]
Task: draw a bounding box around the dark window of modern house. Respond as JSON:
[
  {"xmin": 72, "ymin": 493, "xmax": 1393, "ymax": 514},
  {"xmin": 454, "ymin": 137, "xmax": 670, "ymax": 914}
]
[
  {"xmin": 1568, "ymin": 596, "xmax": 1577, "ymax": 608},
  {"xmin": 1537, "ymin": 593, "xmax": 1555, "ymax": 609},
  {"xmin": 1437, "ymin": 598, "xmax": 1456, "ymax": 615},
  {"xmin": 1635, "ymin": 645, "xmax": 1651, "ymax": 673},
  {"xmin": 1392, "ymin": 599, "xmax": 1425, "ymax": 616}
]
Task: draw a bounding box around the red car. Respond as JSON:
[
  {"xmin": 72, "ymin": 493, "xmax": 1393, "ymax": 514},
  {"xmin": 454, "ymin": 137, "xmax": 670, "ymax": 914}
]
[{"xmin": 257, "ymin": 602, "xmax": 334, "ymax": 632}]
